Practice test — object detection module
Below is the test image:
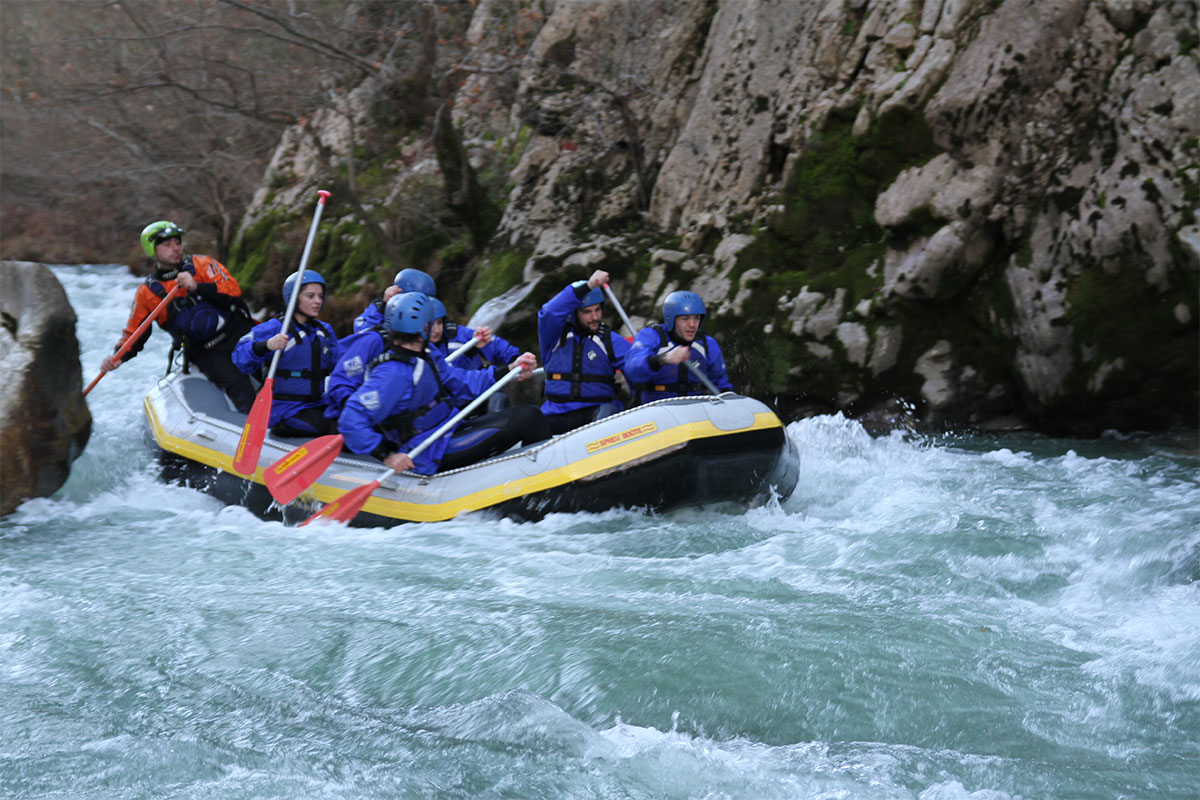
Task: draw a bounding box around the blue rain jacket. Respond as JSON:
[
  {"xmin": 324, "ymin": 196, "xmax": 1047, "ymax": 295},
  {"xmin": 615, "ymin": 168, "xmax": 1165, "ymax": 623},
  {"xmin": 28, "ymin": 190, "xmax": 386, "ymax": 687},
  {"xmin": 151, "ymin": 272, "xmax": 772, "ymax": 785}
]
[
  {"xmin": 232, "ymin": 316, "xmax": 338, "ymax": 426},
  {"xmin": 537, "ymin": 283, "xmax": 630, "ymax": 416},
  {"xmin": 624, "ymin": 324, "xmax": 732, "ymax": 404}
]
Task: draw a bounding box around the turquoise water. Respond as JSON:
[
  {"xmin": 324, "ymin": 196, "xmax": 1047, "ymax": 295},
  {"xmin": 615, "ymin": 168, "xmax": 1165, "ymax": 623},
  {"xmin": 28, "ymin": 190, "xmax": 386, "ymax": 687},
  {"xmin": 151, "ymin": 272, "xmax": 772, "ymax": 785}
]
[{"xmin": 2, "ymin": 264, "xmax": 1198, "ymax": 799}]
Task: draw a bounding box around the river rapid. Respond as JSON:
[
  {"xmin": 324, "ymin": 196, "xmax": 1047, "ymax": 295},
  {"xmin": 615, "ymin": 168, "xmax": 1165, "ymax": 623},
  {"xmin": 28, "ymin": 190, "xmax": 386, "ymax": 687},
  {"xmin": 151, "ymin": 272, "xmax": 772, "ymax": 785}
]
[{"xmin": 2, "ymin": 264, "xmax": 1198, "ymax": 799}]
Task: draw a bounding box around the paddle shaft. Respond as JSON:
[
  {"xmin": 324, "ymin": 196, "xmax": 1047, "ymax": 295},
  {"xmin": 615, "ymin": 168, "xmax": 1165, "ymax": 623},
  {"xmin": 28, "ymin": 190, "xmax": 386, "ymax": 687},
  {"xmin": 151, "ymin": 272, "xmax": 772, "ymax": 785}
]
[
  {"xmin": 304, "ymin": 365, "xmax": 532, "ymax": 525},
  {"xmin": 685, "ymin": 359, "xmax": 725, "ymax": 400},
  {"xmin": 408, "ymin": 363, "xmax": 529, "ymax": 463},
  {"xmin": 442, "ymin": 335, "xmax": 477, "ymax": 364},
  {"xmin": 84, "ymin": 284, "xmax": 181, "ymax": 396},
  {"xmin": 265, "ymin": 189, "xmax": 331, "ymax": 381},
  {"xmin": 602, "ymin": 284, "xmax": 636, "ymax": 337},
  {"xmin": 232, "ymin": 189, "xmax": 330, "ymax": 476}
]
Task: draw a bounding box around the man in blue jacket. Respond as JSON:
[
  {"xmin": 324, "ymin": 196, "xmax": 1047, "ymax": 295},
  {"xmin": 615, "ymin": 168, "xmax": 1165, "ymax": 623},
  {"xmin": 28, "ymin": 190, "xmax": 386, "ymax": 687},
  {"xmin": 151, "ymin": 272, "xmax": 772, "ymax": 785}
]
[
  {"xmin": 352, "ymin": 267, "xmax": 437, "ymax": 333},
  {"xmin": 324, "ymin": 295, "xmax": 493, "ymax": 423},
  {"xmin": 338, "ymin": 293, "xmax": 550, "ymax": 475},
  {"xmin": 233, "ymin": 270, "xmax": 338, "ymax": 436},
  {"xmin": 624, "ymin": 290, "xmax": 733, "ymax": 405},
  {"xmin": 538, "ymin": 270, "xmax": 632, "ymax": 434}
]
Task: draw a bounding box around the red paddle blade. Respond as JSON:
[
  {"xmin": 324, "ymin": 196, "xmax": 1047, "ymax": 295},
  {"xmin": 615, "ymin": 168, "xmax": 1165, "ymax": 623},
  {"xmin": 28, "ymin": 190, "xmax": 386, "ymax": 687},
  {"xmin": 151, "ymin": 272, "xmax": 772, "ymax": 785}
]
[
  {"xmin": 232, "ymin": 378, "xmax": 274, "ymax": 475},
  {"xmin": 300, "ymin": 479, "xmax": 382, "ymax": 527},
  {"xmin": 264, "ymin": 434, "xmax": 345, "ymax": 505}
]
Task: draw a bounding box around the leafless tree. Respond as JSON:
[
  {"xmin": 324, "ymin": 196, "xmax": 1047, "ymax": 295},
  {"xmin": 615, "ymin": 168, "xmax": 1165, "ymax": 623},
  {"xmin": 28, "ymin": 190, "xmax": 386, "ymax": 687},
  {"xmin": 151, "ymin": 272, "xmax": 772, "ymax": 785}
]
[{"xmin": 0, "ymin": 0, "xmax": 470, "ymax": 263}]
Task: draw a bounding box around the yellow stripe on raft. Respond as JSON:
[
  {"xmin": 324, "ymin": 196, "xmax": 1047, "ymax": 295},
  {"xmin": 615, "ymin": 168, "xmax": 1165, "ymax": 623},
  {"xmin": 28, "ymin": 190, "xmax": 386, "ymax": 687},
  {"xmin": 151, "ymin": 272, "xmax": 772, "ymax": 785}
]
[{"xmin": 145, "ymin": 396, "xmax": 781, "ymax": 523}]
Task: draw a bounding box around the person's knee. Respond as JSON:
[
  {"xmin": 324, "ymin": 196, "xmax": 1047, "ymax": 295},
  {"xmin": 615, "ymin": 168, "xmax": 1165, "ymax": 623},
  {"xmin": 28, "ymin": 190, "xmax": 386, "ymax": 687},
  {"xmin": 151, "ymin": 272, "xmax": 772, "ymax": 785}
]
[
  {"xmin": 590, "ymin": 402, "xmax": 619, "ymax": 422},
  {"xmin": 486, "ymin": 391, "xmax": 510, "ymax": 414},
  {"xmin": 513, "ymin": 404, "xmax": 552, "ymax": 443}
]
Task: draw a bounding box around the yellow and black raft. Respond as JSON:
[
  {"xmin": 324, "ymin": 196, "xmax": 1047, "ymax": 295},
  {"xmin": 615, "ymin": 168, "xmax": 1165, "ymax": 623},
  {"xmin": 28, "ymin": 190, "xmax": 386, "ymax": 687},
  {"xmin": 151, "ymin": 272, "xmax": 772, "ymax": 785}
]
[{"xmin": 144, "ymin": 372, "xmax": 800, "ymax": 526}]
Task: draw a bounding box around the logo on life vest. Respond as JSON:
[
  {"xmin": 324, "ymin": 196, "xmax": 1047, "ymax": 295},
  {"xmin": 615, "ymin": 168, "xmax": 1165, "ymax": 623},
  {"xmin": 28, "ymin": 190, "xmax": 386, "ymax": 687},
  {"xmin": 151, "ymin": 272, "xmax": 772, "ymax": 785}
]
[
  {"xmin": 587, "ymin": 350, "xmax": 598, "ymax": 361},
  {"xmin": 585, "ymin": 421, "xmax": 658, "ymax": 453},
  {"xmin": 360, "ymin": 390, "xmax": 381, "ymax": 410},
  {"xmin": 344, "ymin": 355, "xmax": 364, "ymax": 376}
]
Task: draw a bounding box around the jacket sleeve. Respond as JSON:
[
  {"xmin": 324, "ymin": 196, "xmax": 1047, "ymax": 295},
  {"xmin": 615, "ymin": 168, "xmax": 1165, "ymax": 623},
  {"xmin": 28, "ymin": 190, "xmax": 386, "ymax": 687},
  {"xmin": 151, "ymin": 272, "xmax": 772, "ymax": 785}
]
[
  {"xmin": 622, "ymin": 328, "xmax": 662, "ymax": 385},
  {"xmin": 430, "ymin": 349, "xmax": 497, "ymax": 404},
  {"xmin": 537, "ymin": 283, "xmax": 584, "ymax": 360},
  {"xmin": 114, "ymin": 283, "xmax": 171, "ymax": 362},
  {"xmin": 232, "ymin": 318, "xmax": 281, "ymax": 374},
  {"xmin": 480, "ymin": 331, "xmax": 522, "ymax": 367},
  {"xmin": 353, "ymin": 302, "xmax": 383, "ymax": 334},
  {"xmin": 323, "ymin": 331, "xmax": 385, "ymax": 417},
  {"xmin": 610, "ymin": 331, "xmax": 632, "ymax": 371},
  {"xmin": 705, "ymin": 336, "xmax": 734, "ymax": 391},
  {"xmin": 338, "ymin": 363, "xmax": 411, "ymax": 457},
  {"xmin": 191, "ymin": 255, "xmax": 242, "ymax": 298},
  {"xmin": 322, "ymin": 322, "xmax": 341, "ymax": 372}
]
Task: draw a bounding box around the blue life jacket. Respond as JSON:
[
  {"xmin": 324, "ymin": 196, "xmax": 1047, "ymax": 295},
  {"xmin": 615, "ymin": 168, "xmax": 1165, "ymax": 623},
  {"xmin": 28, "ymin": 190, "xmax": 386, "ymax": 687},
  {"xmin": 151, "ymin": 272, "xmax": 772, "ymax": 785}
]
[
  {"xmin": 624, "ymin": 325, "xmax": 733, "ymax": 405},
  {"xmin": 537, "ymin": 282, "xmax": 630, "ymax": 415},
  {"xmin": 323, "ymin": 328, "xmax": 387, "ymax": 419},
  {"xmin": 338, "ymin": 346, "xmax": 499, "ymax": 474},
  {"xmin": 542, "ymin": 324, "xmax": 620, "ymax": 403},
  {"xmin": 232, "ymin": 316, "xmax": 337, "ymax": 426},
  {"xmin": 148, "ymin": 256, "xmax": 252, "ymax": 350}
]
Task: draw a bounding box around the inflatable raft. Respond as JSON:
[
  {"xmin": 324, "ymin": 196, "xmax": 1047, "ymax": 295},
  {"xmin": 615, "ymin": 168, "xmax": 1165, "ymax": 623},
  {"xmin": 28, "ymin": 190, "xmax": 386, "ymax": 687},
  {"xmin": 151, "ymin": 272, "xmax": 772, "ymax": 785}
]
[{"xmin": 144, "ymin": 372, "xmax": 800, "ymax": 526}]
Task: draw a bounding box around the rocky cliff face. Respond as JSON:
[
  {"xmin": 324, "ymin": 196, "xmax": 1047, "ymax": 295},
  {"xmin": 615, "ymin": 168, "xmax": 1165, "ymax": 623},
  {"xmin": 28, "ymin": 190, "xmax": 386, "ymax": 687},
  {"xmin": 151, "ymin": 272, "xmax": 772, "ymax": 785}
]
[
  {"xmin": 239, "ymin": 0, "xmax": 1199, "ymax": 434},
  {"xmin": 0, "ymin": 262, "xmax": 92, "ymax": 516}
]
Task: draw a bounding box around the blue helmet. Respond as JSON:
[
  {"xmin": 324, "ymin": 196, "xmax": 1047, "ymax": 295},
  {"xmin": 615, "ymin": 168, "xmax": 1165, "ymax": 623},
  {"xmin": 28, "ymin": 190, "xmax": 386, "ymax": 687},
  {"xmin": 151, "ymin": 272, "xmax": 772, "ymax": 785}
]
[
  {"xmin": 572, "ymin": 280, "xmax": 605, "ymax": 310},
  {"xmin": 429, "ymin": 297, "xmax": 447, "ymax": 321},
  {"xmin": 385, "ymin": 291, "xmax": 435, "ymax": 337},
  {"xmin": 394, "ymin": 268, "xmax": 437, "ymax": 296},
  {"xmin": 663, "ymin": 290, "xmax": 706, "ymax": 330},
  {"xmin": 282, "ymin": 269, "xmax": 326, "ymax": 305}
]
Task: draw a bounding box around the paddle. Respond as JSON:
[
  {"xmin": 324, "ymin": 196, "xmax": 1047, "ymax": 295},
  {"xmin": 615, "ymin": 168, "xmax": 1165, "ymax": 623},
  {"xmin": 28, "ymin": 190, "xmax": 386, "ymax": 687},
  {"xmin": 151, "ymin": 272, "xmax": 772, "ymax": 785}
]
[
  {"xmin": 301, "ymin": 363, "xmax": 532, "ymax": 526},
  {"xmin": 232, "ymin": 189, "xmax": 331, "ymax": 475},
  {"xmin": 263, "ymin": 333, "xmax": 485, "ymax": 505},
  {"xmin": 686, "ymin": 360, "xmax": 725, "ymax": 400},
  {"xmin": 84, "ymin": 285, "xmax": 182, "ymax": 396},
  {"xmin": 602, "ymin": 284, "xmax": 636, "ymax": 340},
  {"xmin": 444, "ymin": 334, "xmax": 478, "ymax": 363}
]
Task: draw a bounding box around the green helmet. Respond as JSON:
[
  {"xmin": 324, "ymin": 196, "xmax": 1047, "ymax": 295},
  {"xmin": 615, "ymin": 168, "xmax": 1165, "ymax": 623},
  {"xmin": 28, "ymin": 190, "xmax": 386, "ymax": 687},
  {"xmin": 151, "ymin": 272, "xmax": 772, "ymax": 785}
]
[{"xmin": 140, "ymin": 220, "xmax": 185, "ymax": 258}]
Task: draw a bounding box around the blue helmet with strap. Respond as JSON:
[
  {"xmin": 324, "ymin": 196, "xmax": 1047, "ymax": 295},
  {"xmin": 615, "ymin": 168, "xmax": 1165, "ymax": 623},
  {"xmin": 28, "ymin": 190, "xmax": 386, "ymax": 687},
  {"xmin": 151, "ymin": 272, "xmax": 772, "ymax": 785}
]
[
  {"xmin": 385, "ymin": 291, "xmax": 435, "ymax": 337},
  {"xmin": 282, "ymin": 269, "xmax": 326, "ymax": 305},
  {"xmin": 429, "ymin": 297, "xmax": 447, "ymax": 321},
  {"xmin": 573, "ymin": 281, "xmax": 605, "ymax": 309},
  {"xmin": 394, "ymin": 268, "xmax": 437, "ymax": 296},
  {"xmin": 663, "ymin": 290, "xmax": 706, "ymax": 330}
]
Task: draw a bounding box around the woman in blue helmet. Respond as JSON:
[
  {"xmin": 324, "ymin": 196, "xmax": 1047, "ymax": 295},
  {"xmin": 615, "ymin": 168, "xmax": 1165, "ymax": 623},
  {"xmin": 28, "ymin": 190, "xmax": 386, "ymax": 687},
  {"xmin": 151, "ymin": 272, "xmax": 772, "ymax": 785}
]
[
  {"xmin": 352, "ymin": 267, "xmax": 437, "ymax": 333},
  {"xmin": 338, "ymin": 293, "xmax": 551, "ymax": 475},
  {"xmin": 537, "ymin": 269, "xmax": 632, "ymax": 434},
  {"xmin": 233, "ymin": 270, "xmax": 339, "ymax": 437},
  {"xmin": 624, "ymin": 290, "xmax": 733, "ymax": 405}
]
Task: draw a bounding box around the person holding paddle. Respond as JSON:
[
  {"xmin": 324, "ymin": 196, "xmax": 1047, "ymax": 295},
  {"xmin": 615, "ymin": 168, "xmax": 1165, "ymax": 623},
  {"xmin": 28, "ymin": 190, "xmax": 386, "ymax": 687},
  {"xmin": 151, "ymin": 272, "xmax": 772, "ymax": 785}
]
[
  {"xmin": 538, "ymin": 269, "xmax": 632, "ymax": 434},
  {"xmin": 624, "ymin": 290, "xmax": 733, "ymax": 404},
  {"xmin": 232, "ymin": 270, "xmax": 338, "ymax": 438},
  {"xmin": 351, "ymin": 267, "xmax": 437, "ymax": 334},
  {"xmin": 338, "ymin": 292, "xmax": 549, "ymax": 475},
  {"xmin": 427, "ymin": 297, "xmax": 519, "ymax": 414},
  {"xmin": 100, "ymin": 220, "xmax": 255, "ymax": 412},
  {"xmin": 427, "ymin": 298, "xmax": 519, "ymax": 371}
]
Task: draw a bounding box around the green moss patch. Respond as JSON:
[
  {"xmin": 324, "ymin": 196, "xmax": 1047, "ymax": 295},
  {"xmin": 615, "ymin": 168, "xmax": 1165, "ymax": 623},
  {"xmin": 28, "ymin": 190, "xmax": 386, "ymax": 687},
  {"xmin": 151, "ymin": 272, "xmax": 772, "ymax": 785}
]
[{"xmin": 467, "ymin": 248, "xmax": 530, "ymax": 316}]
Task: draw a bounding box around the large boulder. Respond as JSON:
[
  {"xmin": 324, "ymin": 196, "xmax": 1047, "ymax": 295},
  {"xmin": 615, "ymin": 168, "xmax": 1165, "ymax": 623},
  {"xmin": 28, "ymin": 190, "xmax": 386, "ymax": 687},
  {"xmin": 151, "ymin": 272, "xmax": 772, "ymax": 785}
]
[{"xmin": 0, "ymin": 261, "xmax": 92, "ymax": 516}]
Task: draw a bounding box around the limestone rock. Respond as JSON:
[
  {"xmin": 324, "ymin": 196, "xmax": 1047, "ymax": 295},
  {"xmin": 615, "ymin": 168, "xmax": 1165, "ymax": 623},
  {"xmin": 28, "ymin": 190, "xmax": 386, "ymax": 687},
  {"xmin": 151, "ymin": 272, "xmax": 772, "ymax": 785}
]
[{"xmin": 0, "ymin": 262, "xmax": 92, "ymax": 516}]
